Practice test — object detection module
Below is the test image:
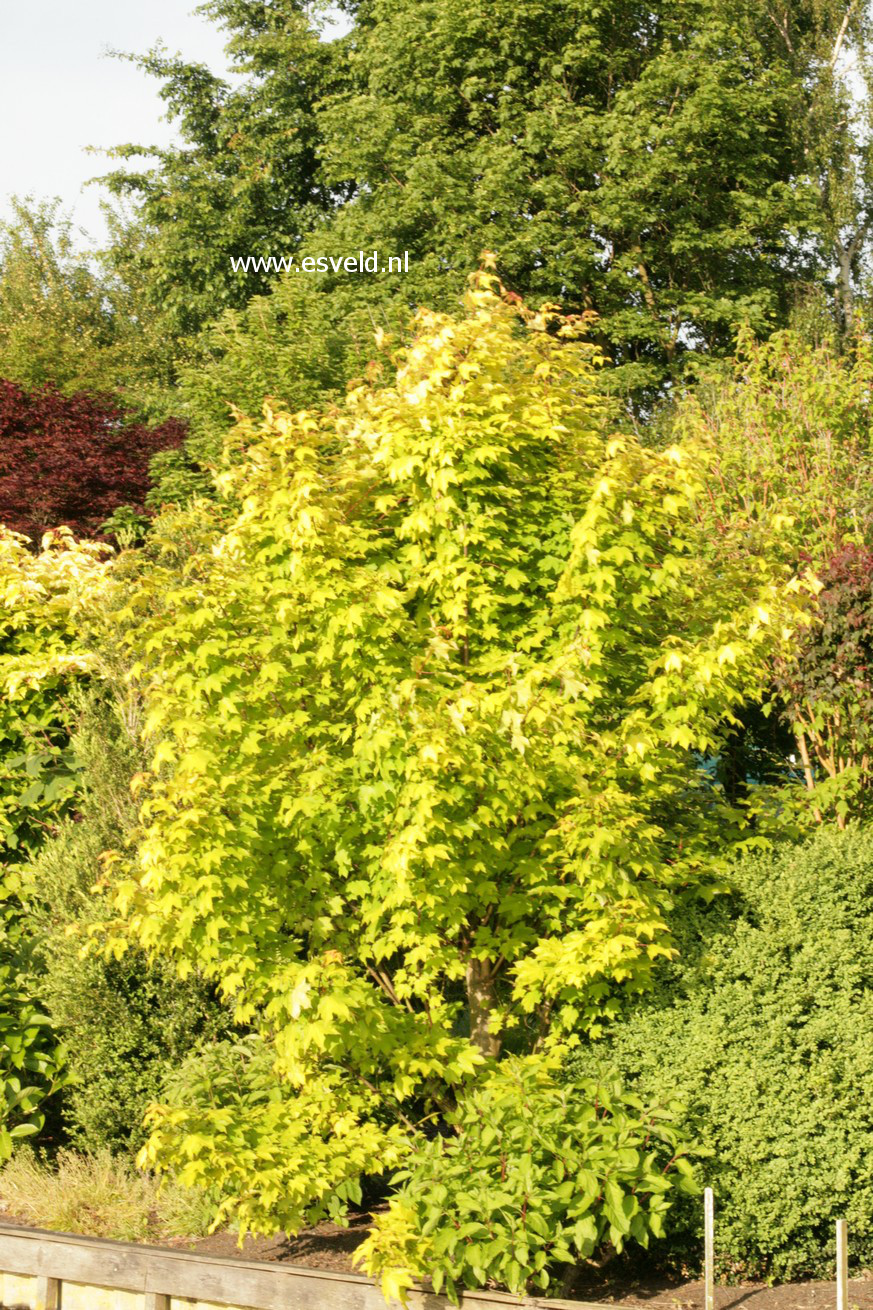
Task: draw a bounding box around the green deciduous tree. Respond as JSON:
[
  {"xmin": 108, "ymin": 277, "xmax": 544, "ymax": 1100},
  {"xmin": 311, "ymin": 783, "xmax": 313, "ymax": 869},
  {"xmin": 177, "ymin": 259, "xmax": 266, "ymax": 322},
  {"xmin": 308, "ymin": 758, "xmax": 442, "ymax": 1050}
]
[
  {"xmin": 0, "ymin": 200, "xmax": 117, "ymax": 397},
  {"xmin": 315, "ymin": 0, "xmax": 833, "ymax": 400},
  {"xmin": 0, "ymin": 199, "xmax": 183, "ymax": 415},
  {"xmin": 802, "ymin": 3, "xmax": 873, "ymax": 342},
  {"xmin": 104, "ymin": 0, "xmax": 858, "ymax": 407},
  {"xmin": 100, "ymin": 2, "xmax": 346, "ymax": 342}
]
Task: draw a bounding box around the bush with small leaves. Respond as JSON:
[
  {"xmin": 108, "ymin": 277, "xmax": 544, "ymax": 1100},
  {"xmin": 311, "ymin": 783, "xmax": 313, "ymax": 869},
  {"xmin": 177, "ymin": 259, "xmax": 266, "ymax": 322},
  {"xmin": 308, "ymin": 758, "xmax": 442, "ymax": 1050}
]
[
  {"xmin": 24, "ymin": 694, "xmax": 232, "ymax": 1154},
  {"xmin": 566, "ymin": 825, "xmax": 873, "ymax": 1280}
]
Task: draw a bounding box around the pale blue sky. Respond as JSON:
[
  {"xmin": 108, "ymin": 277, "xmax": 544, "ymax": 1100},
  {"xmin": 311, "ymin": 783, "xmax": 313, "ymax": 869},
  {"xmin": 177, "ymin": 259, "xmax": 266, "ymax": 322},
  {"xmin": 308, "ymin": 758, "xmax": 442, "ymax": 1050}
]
[{"xmin": 0, "ymin": 1, "xmax": 235, "ymax": 248}]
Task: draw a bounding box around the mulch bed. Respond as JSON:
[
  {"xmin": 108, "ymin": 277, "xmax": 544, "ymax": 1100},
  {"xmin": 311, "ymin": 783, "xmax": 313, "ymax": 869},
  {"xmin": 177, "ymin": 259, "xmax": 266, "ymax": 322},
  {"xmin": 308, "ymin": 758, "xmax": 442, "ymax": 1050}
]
[
  {"xmin": 172, "ymin": 1211, "xmax": 372, "ymax": 1274},
  {"xmin": 177, "ymin": 1220, "xmax": 873, "ymax": 1310},
  {"xmin": 563, "ymin": 1251, "xmax": 873, "ymax": 1310}
]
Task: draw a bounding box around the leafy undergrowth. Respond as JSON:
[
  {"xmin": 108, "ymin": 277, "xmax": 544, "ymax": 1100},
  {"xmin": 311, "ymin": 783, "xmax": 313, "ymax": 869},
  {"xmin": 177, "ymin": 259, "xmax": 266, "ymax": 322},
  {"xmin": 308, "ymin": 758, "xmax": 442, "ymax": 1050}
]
[{"xmin": 0, "ymin": 1148, "xmax": 215, "ymax": 1242}]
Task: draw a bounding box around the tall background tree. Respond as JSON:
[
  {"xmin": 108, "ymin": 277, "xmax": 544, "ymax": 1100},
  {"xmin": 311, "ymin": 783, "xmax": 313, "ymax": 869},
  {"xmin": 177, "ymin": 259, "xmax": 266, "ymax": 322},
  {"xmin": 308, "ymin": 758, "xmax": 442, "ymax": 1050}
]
[
  {"xmin": 98, "ymin": 0, "xmax": 865, "ymax": 412},
  {"xmin": 0, "ymin": 201, "xmax": 117, "ymax": 396},
  {"xmin": 101, "ymin": 1, "xmax": 347, "ymax": 341}
]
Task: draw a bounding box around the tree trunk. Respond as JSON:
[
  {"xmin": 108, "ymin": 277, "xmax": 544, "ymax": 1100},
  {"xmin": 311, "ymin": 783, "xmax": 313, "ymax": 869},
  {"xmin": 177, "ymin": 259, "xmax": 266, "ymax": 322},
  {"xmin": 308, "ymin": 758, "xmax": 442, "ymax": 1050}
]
[
  {"xmin": 834, "ymin": 231, "xmax": 862, "ymax": 344},
  {"xmin": 795, "ymin": 727, "xmax": 823, "ymax": 824},
  {"xmin": 465, "ymin": 957, "xmax": 501, "ymax": 1057}
]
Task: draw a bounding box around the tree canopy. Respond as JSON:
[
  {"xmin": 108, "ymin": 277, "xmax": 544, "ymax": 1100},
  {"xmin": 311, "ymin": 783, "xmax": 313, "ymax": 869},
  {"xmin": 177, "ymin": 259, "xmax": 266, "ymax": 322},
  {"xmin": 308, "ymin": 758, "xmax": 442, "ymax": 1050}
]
[
  {"xmin": 103, "ymin": 278, "xmax": 808, "ymax": 1258},
  {"xmin": 100, "ymin": 0, "xmax": 862, "ymax": 406}
]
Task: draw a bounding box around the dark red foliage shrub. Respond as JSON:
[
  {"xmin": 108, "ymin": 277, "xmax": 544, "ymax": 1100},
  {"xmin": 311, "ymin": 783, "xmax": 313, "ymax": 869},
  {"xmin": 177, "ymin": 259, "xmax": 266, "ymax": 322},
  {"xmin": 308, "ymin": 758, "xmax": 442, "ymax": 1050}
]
[
  {"xmin": 780, "ymin": 544, "xmax": 873, "ymax": 717},
  {"xmin": 0, "ymin": 380, "xmax": 185, "ymax": 543},
  {"xmin": 775, "ymin": 543, "xmax": 873, "ymax": 817}
]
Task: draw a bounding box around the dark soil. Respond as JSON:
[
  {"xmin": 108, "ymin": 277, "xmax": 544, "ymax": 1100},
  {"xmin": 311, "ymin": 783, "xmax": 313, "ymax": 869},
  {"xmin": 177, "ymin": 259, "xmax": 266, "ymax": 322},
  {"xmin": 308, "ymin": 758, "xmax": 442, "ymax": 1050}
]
[
  {"xmin": 169, "ymin": 1210, "xmax": 372, "ymax": 1273},
  {"xmin": 562, "ymin": 1251, "xmax": 873, "ymax": 1310},
  {"xmin": 1, "ymin": 1210, "xmax": 871, "ymax": 1310},
  {"xmin": 160, "ymin": 1220, "xmax": 873, "ymax": 1310},
  {"xmin": 169, "ymin": 1224, "xmax": 873, "ymax": 1310}
]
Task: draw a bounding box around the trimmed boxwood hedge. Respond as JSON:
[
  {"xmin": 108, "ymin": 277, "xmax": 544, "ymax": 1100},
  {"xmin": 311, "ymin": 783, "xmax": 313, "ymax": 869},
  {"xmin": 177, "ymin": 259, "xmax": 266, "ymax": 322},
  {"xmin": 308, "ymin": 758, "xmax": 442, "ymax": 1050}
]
[{"xmin": 566, "ymin": 826, "xmax": 873, "ymax": 1280}]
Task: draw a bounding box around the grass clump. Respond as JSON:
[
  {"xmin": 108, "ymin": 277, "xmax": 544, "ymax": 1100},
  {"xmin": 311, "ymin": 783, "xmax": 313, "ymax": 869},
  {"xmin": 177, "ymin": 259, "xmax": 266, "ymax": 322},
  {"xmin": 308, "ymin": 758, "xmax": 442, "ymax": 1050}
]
[{"xmin": 0, "ymin": 1148, "xmax": 215, "ymax": 1242}]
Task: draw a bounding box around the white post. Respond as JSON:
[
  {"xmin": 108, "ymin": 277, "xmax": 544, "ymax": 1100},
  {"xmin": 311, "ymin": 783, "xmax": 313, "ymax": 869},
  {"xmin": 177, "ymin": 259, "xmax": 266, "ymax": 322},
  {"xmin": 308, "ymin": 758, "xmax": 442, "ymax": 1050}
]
[
  {"xmin": 836, "ymin": 1219, "xmax": 848, "ymax": 1310},
  {"xmin": 704, "ymin": 1187, "xmax": 714, "ymax": 1310}
]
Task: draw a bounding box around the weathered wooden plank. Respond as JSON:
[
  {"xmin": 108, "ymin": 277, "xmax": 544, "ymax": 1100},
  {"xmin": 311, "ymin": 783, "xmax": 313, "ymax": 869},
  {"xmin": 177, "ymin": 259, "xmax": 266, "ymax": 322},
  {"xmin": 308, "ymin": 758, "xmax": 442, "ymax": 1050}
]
[
  {"xmin": 0, "ymin": 1223, "xmax": 605, "ymax": 1310},
  {"xmin": 33, "ymin": 1274, "xmax": 59, "ymax": 1310}
]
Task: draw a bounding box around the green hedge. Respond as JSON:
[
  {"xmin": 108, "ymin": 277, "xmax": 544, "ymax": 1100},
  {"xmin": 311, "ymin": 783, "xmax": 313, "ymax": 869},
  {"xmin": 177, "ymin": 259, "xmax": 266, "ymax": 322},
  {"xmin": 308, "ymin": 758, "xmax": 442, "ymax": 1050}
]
[
  {"xmin": 25, "ymin": 696, "xmax": 230, "ymax": 1153},
  {"xmin": 566, "ymin": 826, "xmax": 873, "ymax": 1280}
]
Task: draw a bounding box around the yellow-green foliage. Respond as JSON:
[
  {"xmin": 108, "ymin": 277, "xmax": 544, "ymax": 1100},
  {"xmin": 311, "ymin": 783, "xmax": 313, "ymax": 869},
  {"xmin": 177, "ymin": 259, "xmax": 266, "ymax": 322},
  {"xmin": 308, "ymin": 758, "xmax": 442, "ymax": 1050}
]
[
  {"xmin": 0, "ymin": 528, "xmax": 109, "ymax": 1161},
  {"xmin": 106, "ymin": 275, "xmax": 807, "ymax": 1250},
  {"xmin": 0, "ymin": 527, "xmax": 108, "ymax": 863}
]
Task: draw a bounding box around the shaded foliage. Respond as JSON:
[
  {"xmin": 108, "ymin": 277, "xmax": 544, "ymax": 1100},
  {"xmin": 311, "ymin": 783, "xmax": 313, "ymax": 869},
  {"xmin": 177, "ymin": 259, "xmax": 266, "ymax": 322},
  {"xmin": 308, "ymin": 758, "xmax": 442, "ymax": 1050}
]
[
  {"xmin": 26, "ymin": 696, "xmax": 232, "ymax": 1153},
  {"xmin": 0, "ymin": 530, "xmax": 109, "ymax": 1161}
]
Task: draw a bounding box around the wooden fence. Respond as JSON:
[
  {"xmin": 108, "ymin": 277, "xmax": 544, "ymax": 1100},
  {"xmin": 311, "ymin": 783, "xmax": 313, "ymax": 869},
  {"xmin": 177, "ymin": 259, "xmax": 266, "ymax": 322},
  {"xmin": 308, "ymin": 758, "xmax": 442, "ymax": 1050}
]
[
  {"xmin": 0, "ymin": 1206, "xmax": 857, "ymax": 1310},
  {"xmin": 0, "ymin": 1223, "xmax": 603, "ymax": 1310}
]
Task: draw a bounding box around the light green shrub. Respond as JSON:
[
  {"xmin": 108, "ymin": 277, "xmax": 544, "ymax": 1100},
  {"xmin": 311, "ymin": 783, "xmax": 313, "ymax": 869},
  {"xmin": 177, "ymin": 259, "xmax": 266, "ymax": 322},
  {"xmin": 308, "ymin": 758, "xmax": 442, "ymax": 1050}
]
[{"xmin": 355, "ymin": 1059, "xmax": 697, "ymax": 1304}]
